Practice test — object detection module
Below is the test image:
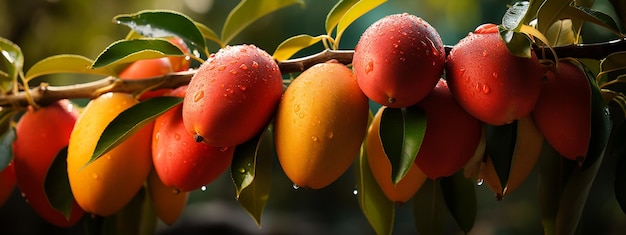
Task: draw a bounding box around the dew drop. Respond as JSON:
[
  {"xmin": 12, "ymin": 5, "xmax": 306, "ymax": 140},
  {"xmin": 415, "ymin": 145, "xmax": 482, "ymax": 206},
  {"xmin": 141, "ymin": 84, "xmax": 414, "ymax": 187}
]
[
  {"xmin": 311, "ymin": 136, "xmax": 318, "ymax": 142},
  {"xmin": 174, "ymin": 133, "xmax": 181, "ymax": 140},
  {"xmin": 201, "ymin": 185, "xmax": 207, "ymax": 192},
  {"xmin": 399, "ymin": 57, "xmax": 406, "ymax": 61},
  {"xmin": 388, "ymin": 97, "xmax": 396, "ymax": 104},
  {"xmin": 353, "ymin": 188, "xmax": 359, "ymax": 195},
  {"xmin": 208, "ymin": 65, "xmax": 215, "ymax": 70},
  {"xmin": 327, "ymin": 132, "xmax": 334, "ymax": 139},
  {"xmin": 239, "ymin": 47, "xmax": 247, "ymax": 53},
  {"xmin": 219, "ymin": 147, "xmax": 229, "ymax": 152},
  {"xmin": 474, "ymin": 83, "xmax": 481, "ymax": 91},
  {"xmin": 293, "ymin": 184, "xmax": 300, "ymax": 190},
  {"xmin": 218, "ymin": 65, "xmax": 226, "ymax": 71},
  {"xmin": 240, "ymin": 64, "xmax": 248, "ymax": 70},
  {"xmin": 252, "ymin": 61, "xmax": 259, "ymax": 68},
  {"xmin": 239, "ymin": 168, "xmax": 246, "ymax": 174},
  {"xmin": 476, "ymin": 178, "xmax": 484, "ymax": 186},
  {"xmin": 459, "ymin": 67, "xmax": 466, "ymax": 73},
  {"xmin": 92, "ymin": 173, "xmax": 99, "ymax": 180},
  {"xmin": 238, "ymin": 85, "xmax": 247, "ymax": 91},
  {"xmin": 393, "ymin": 43, "xmax": 399, "ymax": 48},
  {"xmin": 193, "ymin": 91, "xmax": 204, "ymax": 102},
  {"xmin": 298, "ymin": 113, "xmax": 305, "ymax": 118},
  {"xmin": 172, "ymin": 188, "xmax": 181, "ymax": 195},
  {"xmin": 106, "ymin": 155, "xmax": 111, "ymax": 160},
  {"xmin": 482, "ymin": 84, "xmax": 491, "ymax": 94},
  {"xmin": 492, "ymin": 72, "xmax": 498, "ymax": 78},
  {"xmin": 293, "ymin": 104, "xmax": 301, "ymax": 113},
  {"xmin": 365, "ymin": 61, "xmax": 374, "ymax": 74},
  {"xmin": 229, "ymin": 70, "xmax": 237, "ymax": 75},
  {"xmin": 482, "ymin": 50, "xmax": 489, "ymax": 57}
]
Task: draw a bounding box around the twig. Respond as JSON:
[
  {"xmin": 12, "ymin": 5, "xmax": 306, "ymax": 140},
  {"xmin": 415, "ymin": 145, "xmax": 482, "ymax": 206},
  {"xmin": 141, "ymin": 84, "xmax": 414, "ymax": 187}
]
[{"xmin": 3, "ymin": 39, "xmax": 626, "ymax": 108}]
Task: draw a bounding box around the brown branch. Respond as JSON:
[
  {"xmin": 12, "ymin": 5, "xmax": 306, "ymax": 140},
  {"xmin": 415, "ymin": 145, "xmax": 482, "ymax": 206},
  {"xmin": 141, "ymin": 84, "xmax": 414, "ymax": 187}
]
[{"xmin": 3, "ymin": 39, "xmax": 626, "ymax": 108}]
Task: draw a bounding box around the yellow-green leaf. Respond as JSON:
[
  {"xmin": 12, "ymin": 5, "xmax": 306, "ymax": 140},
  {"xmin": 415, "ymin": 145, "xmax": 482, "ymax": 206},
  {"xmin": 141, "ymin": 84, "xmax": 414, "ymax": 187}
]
[
  {"xmin": 537, "ymin": 0, "xmax": 574, "ymax": 34},
  {"xmin": 272, "ymin": 34, "xmax": 325, "ymax": 61},
  {"xmin": 325, "ymin": 0, "xmax": 359, "ymax": 36},
  {"xmin": 355, "ymin": 141, "xmax": 395, "ymax": 235},
  {"xmin": 0, "ymin": 37, "xmax": 23, "ymax": 93},
  {"xmin": 335, "ymin": 0, "xmax": 386, "ymax": 48},
  {"xmin": 221, "ymin": 0, "xmax": 305, "ymax": 45},
  {"xmin": 194, "ymin": 22, "xmax": 224, "ymax": 48},
  {"xmin": 25, "ymin": 55, "xmax": 115, "ymax": 81},
  {"xmin": 233, "ymin": 126, "xmax": 273, "ymax": 227}
]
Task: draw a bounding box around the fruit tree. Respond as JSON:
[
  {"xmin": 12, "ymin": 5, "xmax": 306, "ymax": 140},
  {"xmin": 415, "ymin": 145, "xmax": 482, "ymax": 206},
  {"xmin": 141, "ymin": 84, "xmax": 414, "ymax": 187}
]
[{"xmin": 1, "ymin": 0, "xmax": 626, "ymax": 234}]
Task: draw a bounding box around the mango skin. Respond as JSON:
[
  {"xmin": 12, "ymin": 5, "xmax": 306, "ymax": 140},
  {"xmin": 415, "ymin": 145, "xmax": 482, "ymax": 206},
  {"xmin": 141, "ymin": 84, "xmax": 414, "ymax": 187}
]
[
  {"xmin": 353, "ymin": 13, "xmax": 445, "ymax": 108},
  {"xmin": 415, "ymin": 79, "xmax": 483, "ymax": 179},
  {"xmin": 67, "ymin": 92, "xmax": 152, "ymax": 216},
  {"xmin": 153, "ymin": 86, "xmax": 235, "ymax": 192},
  {"xmin": 13, "ymin": 100, "xmax": 85, "ymax": 227},
  {"xmin": 274, "ymin": 61, "xmax": 369, "ymax": 189},
  {"xmin": 182, "ymin": 44, "xmax": 283, "ymax": 147},
  {"xmin": 533, "ymin": 61, "xmax": 591, "ymax": 160},
  {"xmin": 446, "ymin": 23, "xmax": 546, "ymax": 125},
  {"xmin": 147, "ymin": 169, "xmax": 188, "ymax": 225}
]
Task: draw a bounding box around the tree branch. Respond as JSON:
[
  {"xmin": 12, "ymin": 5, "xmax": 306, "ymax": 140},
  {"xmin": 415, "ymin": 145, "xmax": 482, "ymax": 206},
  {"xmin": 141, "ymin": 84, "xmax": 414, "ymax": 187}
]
[{"xmin": 4, "ymin": 39, "xmax": 626, "ymax": 108}]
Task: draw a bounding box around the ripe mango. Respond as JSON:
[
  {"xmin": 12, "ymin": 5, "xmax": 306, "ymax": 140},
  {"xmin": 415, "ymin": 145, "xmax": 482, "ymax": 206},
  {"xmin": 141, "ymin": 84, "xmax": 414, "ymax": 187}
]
[
  {"xmin": 153, "ymin": 86, "xmax": 234, "ymax": 192},
  {"xmin": 67, "ymin": 92, "xmax": 152, "ymax": 216},
  {"xmin": 13, "ymin": 100, "xmax": 84, "ymax": 226},
  {"xmin": 183, "ymin": 44, "xmax": 283, "ymax": 147},
  {"xmin": 274, "ymin": 61, "xmax": 369, "ymax": 189},
  {"xmin": 353, "ymin": 13, "xmax": 445, "ymax": 108}
]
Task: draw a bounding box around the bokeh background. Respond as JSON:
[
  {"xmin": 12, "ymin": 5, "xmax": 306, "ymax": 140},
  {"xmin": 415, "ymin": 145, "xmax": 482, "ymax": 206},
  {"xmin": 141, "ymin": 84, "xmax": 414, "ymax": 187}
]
[{"xmin": 0, "ymin": 0, "xmax": 625, "ymax": 234}]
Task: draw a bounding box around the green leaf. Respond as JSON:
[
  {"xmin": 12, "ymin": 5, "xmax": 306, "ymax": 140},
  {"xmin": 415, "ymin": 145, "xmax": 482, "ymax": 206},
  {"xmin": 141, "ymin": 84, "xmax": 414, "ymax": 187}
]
[
  {"xmin": 413, "ymin": 179, "xmax": 447, "ymax": 235},
  {"xmin": 498, "ymin": 26, "xmax": 532, "ymax": 58},
  {"xmin": 0, "ymin": 125, "xmax": 16, "ymax": 172},
  {"xmin": 355, "ymin": 141, "xmax": 395, "ymax": 235},
  {"xmin": 0, "ymin": 37, "xmax": 23, "ymax": 93},
  {"xmin": 556, "ymin": 144, "xmax": 605, "ymax": 234},
  {"xmin": 114, "ymin": 10, "xmax": 207, "ymax": 51},
  {"xmin": 537, "ymin": 0, "xmax": 575, "ymax": 34},
  {"xmin": 102, "ymin": 187, "xmax": 156, "ymax": 235},
  {"xmin": 562, "ymin": 5, "xmax": 622, "ymax": 36},
  {"xmin": 599, "ymin": 52, "xmax": 626, "ymax": 83},
  {"xmin": 233, "ymin": 126, "xmax": 273, "ymax": 227},
  {"xmin": 440, "ymin": 171, "xmax": 477, "ymax": 234},
  {"xmin": 221, "ymin": 0, "xmax": 305, "ymax": 45},
  {"xmin": 194, "ymin": 22, "xmax": 223, "ymax": 48},
  {"xmin": 86, "ymin": 96, "xmax": 182, "ymax": 167},
  {"xmin": 543, "ymin": 19, "xmax": 576, "ymax": 46},
  {"xmin": 502, "ymin": 1, "xmax": 530, "ymax": 31},
  {"xmin": 25, "ymin": 55, "xmax": 116, "ymax": 81},
  {"xmin": 335, "ymin": 0, "xmax": 387, "ymax": 48},
  {"xmin": 379, "ymin": 107, "xmax": 426, "ymax": 185},
  {"xmin": 325, "ymin": 0, "xmax": 359, "ymax": 35},
  {"xmin": 272, "ymin": 34, "xmax": 325, "ymax": 61},
  {"xmin": 581, "ymin": 68, "xmax": 612, "ymax": 169},
  {"xmin": 44, "ymin": 146, "xmax": 74, "ymax": 220},
  {"xmin": 537, "ymin": 142, "xmax": 576, "ymax": 235},
  {"xmin": 485, "ymin": 122, "xmax": 517, "ymax": 191},
  {"xmin": 91, "ymin": 38, "xmax": 184, "ymax": 70}
]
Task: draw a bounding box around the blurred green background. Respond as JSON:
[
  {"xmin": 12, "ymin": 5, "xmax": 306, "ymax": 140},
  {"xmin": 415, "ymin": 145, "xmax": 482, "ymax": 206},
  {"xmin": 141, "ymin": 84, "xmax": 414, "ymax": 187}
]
[{"xmin": 0, "ymin": 0, "xmax": 625, "ymax": 234}]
